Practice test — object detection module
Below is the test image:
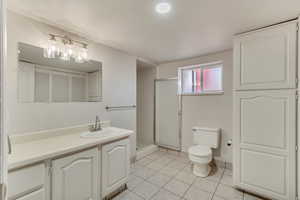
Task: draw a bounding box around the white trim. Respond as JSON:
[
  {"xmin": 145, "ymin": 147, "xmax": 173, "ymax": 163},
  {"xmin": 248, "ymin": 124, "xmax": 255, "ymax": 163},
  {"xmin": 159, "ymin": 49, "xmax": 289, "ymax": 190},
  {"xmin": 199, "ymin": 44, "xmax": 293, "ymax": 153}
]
[{"xmin": 0, "ymin": 0, "xmax": 7, "ymax": 198}]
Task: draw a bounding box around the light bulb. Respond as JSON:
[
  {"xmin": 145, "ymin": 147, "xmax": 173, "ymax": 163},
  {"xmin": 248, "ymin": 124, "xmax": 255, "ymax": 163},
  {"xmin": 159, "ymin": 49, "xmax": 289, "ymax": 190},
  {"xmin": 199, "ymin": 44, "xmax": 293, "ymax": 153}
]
[{"xmin": 155, "ymin": 2, "xmax": 171, "ymax": 14}]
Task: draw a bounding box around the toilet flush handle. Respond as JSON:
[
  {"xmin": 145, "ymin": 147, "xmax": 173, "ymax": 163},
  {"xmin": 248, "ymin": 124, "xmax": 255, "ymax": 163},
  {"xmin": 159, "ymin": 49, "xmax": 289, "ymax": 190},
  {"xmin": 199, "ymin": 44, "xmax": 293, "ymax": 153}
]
[{"xmin": 227, "ymin": 139, "xmax": 232, "ymax": 147}]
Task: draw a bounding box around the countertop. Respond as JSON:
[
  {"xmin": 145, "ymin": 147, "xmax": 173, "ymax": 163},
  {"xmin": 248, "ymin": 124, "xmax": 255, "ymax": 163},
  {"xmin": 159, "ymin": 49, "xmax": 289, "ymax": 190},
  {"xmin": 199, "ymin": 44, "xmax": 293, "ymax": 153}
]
[{"xmin": 8, "ymin": 125, "xmax": 132, "ymax": 170}]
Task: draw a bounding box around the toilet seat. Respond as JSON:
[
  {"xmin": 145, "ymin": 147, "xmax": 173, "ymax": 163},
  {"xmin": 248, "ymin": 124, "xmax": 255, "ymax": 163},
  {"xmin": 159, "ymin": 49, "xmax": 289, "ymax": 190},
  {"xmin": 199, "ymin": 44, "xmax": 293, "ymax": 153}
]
[{"xmin": 188, "ymin": 145, "xmax": 212, "ymax": 157}]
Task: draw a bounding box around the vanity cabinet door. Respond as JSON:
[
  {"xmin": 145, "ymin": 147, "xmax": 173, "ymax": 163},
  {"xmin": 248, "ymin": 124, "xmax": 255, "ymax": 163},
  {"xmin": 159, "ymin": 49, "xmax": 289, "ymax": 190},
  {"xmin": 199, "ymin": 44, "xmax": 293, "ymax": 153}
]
[
  {"xmin": 234, "ymin": 21, "xmax": 297, "ymax": 90},
  {"xmin": 102, "ymin": 138, "xmax": 130, "ymax": 197},
  {"xmin": 233, "ymin": 90, "xmax": 296, "ymax": 200},
  {"xmin": 52, "ymin": 148, "xmax": 100, "ymax": 200}
]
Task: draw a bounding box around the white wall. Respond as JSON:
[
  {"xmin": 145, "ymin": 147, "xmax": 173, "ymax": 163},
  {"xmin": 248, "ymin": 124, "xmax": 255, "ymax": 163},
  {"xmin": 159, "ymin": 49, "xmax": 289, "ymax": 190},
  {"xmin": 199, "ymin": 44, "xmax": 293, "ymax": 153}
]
[
  {"xmin": 136, "ymin": 66, "xmax": 156, "ymax": 147},
  {"xmin": 7, "ymin": 11, "xmax": 137, "ymax": 157},
  {"xmin": 157, "ymin": 50, "xmax": 233, "ymax": 163}
]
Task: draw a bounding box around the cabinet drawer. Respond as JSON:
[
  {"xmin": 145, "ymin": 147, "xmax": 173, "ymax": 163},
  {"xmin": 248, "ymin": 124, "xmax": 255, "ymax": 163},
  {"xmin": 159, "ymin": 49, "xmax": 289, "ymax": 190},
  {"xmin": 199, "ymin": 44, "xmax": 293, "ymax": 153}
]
[{"xmin": 8, "ymin": 163, "xmax": 45, "ymax": 198}]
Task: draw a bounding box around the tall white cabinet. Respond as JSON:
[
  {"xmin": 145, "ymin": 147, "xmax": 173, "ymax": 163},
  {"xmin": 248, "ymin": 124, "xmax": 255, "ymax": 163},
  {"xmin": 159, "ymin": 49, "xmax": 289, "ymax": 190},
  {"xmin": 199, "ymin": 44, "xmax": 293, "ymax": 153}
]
[{"xmin": 233, "ymin": 20, "xmax": 298, "ymax": 200}]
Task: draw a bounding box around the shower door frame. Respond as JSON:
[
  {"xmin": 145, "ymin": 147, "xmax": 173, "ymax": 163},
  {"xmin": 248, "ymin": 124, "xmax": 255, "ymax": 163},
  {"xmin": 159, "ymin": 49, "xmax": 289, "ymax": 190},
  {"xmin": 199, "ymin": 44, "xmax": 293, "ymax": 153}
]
[{"xmin": 154, "ymin": 78, "xmax": 182, "ymax": 151}]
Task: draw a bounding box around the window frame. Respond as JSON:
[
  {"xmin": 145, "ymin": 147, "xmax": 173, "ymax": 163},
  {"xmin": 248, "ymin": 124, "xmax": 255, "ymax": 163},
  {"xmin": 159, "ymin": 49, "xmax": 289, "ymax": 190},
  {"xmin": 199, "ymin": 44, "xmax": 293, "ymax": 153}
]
[{"xmin": 178, "ymin": 61, "xmax": 224, "ymax": 96}]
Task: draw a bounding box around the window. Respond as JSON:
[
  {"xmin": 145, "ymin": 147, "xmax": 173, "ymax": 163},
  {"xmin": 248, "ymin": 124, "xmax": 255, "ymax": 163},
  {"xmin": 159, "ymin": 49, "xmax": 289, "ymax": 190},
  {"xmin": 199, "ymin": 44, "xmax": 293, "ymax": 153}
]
[{"xmin": 178, "ymin": 61, "xmax": 223, "ymax": 95}]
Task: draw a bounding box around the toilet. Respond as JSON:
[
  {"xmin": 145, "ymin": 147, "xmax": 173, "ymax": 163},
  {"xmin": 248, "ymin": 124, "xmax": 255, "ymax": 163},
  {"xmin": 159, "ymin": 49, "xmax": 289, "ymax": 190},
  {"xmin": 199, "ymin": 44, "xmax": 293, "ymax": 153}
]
[{"xmin": 188, "ymin": 127, "xmax": 220, "ymax": 177}]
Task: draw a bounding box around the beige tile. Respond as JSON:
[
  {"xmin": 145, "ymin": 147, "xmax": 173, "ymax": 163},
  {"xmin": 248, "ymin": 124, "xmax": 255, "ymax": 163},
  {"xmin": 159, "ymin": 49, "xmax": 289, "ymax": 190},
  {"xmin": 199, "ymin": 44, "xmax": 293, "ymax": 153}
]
[
  {"xmin": 215, "ymin": 184, "xmax": 243, "ymax": 200},
  {"xmin": 164, "ymin": 179, "xmax": 189, "ymax": 197},
  {"xmin": 184, "ymin": 185, "xmax": 212, "ymax": 200},
  {"xmin": 167, "ymin": 160, "xmax": 188, "ymax": 170},
  {"xmin": 133, "ymin": 181, "xmax": 160, "ymax": 200},
  {"xmin": 147, "ymin": 162, "xmax": 165, "ymax": 171},
  {"xmin": 136, "ymin": 157, "xmax": 153, "ymax": 166},
  {"xmin": 175, "ymin": 156, "xmax": 190, "ymax": 164},
  {"xmin": 147, "ymin": 172, "xmax": 172, "ymax": 187},
  {"xmin": 211, "ymin": 196, "xmax": 225, "ymax": 200},
  {"xmin": 193, "ymin": 178, "xmax": 218, "ymax": 193},
  {"xmin": 160, "ymin": 166, "xmax": 180, "ymax": 177},
  {"xmin": 175, "ymin": 171, "xmax": 197, "ymax": 185},
  {"xmin": 130, "ymin": 163, "xmax": 143, "ymax": 174},
  {"xmin": 156, "ymin": 157, "xmax": 173, "ymax": 165},
  {"xmin": 127, "ymin": 175, "xmax": 144, "ymax": 190},
  {"xmin": 134, "ymin": 167, "xmax": 156, "ymax": 179},
  {"xmin": 182, "ymin": 165, "xmax": 194, "ymax": 174},
  {"xmin": 113, "ymin": 190, "xmax": 144, "ymax": 200},
  {"xmin": 244, "ymin": 193, "xmax": 266, "ymax": 200},
  {"xmin": 151, "ymin": 189, "xmax": 181, "ymax": 200},
  {"xmin": 147, "ymin": 152, "xmax": 162, "ymax": 160},
  {"xmin": 220, "ymin": 174, "xmax": 233, "ymax": 186}
]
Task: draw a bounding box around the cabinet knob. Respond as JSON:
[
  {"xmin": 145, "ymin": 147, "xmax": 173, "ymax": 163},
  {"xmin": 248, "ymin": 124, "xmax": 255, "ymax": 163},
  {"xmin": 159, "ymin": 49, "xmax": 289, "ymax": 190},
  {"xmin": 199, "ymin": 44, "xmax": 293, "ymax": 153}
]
[{"xmin": 227, "ymin": 139, "xmax": 232, "ymax": 147}]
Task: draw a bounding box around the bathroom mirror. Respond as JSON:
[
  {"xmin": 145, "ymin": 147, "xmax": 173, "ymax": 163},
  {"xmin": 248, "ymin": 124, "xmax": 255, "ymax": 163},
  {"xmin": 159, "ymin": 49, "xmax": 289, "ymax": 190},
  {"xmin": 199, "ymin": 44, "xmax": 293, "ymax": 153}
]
[{"xmin": 18, "ymin": 42, "xmax": 102, "ymax": 103}]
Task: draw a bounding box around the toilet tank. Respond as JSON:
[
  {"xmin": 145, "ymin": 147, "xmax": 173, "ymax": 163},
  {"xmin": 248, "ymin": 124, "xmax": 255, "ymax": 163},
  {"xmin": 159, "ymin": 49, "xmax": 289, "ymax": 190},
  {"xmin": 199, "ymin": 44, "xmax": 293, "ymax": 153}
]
[{"xmin": 192, "ymin": 127, "xmax": 220, "ymax": 149}]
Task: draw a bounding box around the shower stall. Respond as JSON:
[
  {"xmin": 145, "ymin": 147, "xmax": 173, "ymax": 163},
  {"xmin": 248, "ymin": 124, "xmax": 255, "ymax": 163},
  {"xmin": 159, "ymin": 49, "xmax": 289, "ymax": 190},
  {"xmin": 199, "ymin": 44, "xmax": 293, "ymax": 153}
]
[{"xmin": 136, "ymin": 62, "xmax": 182, "ymax": 156}]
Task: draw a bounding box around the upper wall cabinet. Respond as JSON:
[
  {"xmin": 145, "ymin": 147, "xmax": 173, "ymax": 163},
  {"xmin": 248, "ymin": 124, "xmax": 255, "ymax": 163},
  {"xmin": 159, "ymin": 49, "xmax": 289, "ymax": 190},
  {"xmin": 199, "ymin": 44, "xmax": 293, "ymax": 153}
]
[{"xmin": 234, "ymin": 21, "xmax": 298, "ymax": 90}]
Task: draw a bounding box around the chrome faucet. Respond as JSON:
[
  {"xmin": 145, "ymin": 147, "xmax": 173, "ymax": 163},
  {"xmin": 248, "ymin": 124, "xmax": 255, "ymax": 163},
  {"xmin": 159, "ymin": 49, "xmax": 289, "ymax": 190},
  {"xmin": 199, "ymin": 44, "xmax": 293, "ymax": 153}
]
[{"xmin": 90, "ymin": 116, "xmax": 102, "ymax": 132}]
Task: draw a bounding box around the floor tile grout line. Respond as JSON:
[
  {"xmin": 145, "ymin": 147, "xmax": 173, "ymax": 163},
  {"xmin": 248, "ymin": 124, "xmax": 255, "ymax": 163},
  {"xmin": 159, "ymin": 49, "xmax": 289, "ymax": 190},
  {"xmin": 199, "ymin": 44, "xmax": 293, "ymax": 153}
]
[
  {"xmin": 180, "ymin": 171, "xmax": 199, "ymax": 199},
  {"xmin": 210, "ymin": 166, "xmax": 226, "ymax": 200},
  {"xmin": 132, "ymin": 150, "xmax": 224, "ymax": 200}
]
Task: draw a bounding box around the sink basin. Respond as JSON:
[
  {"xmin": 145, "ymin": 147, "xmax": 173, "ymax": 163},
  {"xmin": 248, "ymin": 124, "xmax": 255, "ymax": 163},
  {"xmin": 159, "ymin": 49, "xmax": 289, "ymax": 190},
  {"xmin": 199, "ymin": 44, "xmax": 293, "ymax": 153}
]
[{"xmin": 80, "ymin": 128, "xmax": 116, "ymax": 138}]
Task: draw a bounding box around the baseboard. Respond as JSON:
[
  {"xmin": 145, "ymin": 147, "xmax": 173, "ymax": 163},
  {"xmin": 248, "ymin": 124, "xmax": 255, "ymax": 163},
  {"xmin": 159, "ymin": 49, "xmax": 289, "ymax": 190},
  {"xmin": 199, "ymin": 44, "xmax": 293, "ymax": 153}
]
[
  {"xmin": 136, "ymin": 144, "xmax": 158, "ymax": 160},
  {"xmin": 214, "ymin": 157, "xmax": 232, "ymax": 170}
]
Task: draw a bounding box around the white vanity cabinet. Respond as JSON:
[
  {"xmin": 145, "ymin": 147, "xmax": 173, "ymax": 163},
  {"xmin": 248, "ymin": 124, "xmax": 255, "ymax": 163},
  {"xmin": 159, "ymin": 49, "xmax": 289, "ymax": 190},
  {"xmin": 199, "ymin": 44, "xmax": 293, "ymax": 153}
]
[
  {"xmin": 8, "ymin": 132, "xmax": 131, "ymax": 200},
  {"xmin": 101, "ymin": 138, "xmax": 130, "ymax": 197},
  {"xmin": 8, "ymin": 163, "xmax": 47, "ymax": 200},
  {"xmin": 51, "ymin": 148, "xmax": 100, "ymax": 200}
]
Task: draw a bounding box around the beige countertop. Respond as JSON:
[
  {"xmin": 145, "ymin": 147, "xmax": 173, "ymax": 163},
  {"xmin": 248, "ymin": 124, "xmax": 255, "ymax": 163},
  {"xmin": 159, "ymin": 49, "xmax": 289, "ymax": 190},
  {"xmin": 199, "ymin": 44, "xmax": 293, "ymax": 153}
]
[{"xmin": 8, "ymin": 123, "xmax": 132, "ymax": 170}]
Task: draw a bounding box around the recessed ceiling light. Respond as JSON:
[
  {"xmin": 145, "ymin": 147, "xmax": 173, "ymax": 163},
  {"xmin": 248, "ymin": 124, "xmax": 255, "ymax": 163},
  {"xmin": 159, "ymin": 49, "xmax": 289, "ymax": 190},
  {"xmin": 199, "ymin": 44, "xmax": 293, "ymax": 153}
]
[{"xmin": 155, "ymin": 2, "xmax": 171, "ymax": 14}]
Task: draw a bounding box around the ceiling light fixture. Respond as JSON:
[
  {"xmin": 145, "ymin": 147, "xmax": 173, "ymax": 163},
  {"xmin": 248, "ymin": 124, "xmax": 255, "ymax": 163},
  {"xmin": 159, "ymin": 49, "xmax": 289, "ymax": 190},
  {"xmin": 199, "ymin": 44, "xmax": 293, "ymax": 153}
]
[
  {"xmin": 155, "ymin": 2, "xmax": 171, "ymax": 14},
  {"xmin": 44, "ymin": 34, "xmax": 89, "ymax": 63}
]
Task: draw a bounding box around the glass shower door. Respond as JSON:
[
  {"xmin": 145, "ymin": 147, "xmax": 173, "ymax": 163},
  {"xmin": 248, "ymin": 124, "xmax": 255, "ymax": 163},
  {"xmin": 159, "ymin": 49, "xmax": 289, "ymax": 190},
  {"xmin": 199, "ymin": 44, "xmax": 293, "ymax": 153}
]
[{"xmin": 155, "ymin": 79, "xmax": 181, "ymax": 151}]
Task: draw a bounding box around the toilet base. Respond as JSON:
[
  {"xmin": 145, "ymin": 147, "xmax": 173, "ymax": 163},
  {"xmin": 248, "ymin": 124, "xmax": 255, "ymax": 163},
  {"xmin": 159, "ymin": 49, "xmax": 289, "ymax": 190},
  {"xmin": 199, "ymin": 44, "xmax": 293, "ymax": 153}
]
[{"xmin": 192, "ymin": 163, "xmax": 211, "ymax": 177}]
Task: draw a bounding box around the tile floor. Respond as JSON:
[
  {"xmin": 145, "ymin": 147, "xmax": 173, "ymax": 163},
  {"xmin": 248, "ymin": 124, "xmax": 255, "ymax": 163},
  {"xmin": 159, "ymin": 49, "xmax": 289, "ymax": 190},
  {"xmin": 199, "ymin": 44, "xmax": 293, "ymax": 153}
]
[{"xmin": 113, "ymin": 149, "xmax": 266, "ymax": 200}]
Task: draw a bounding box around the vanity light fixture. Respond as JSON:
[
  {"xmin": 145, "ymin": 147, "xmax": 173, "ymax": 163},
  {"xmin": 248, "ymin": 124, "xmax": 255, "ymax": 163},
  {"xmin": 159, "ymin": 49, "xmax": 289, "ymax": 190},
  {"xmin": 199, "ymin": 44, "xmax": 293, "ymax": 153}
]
[
  {"xmin": 155, "ymin": 2, "xmax": 171, "ymax": 14},
  {"xmin": 44, "ymin": 34, "xmax": 89, "ymax": 63}
]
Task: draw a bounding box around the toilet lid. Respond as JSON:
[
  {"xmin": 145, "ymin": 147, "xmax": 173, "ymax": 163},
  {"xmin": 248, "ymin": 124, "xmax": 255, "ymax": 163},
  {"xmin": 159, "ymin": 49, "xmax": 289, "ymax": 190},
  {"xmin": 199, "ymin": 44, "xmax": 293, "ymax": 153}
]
[{"xmin": 188, "ymin": 145, "xmax": 212, "ymax": 156}]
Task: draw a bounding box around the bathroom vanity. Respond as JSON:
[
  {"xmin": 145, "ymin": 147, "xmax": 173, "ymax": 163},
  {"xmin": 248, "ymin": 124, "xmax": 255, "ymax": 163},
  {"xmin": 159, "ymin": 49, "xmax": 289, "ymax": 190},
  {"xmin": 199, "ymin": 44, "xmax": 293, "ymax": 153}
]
[{"xmin": 7, "ymin": 122, "xmax": 132, "ymax": 200}]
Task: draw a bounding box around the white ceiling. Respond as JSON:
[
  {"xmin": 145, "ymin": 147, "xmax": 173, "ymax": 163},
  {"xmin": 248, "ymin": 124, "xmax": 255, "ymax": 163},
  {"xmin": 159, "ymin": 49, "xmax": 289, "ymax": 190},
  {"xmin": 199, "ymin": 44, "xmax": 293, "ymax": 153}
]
[{"xmin": 8, "ymin": 0, "xmax": 300, "ymax": 64}]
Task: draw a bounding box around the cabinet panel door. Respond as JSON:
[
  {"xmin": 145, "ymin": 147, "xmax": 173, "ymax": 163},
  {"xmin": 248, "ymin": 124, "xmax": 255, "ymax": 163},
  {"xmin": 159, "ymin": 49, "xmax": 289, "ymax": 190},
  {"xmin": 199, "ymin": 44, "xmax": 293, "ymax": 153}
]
[
  {"xmin": 233, "ymin": 90, "xmax": 296, "ymax": 200},
  {"xmin": 52, "ymin": 148, "xmax": 99, "ymax": 200},
  {"xmin": 15, "ymin": 188, "xmax": 45, "ymax": 200},
  {"xmin": 102, "ymin": 139, "xmax": 130, "ymax": 197},
  {"xmin": 234, "ymin": 21, "xmax": 297, "ymax": 90}
]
